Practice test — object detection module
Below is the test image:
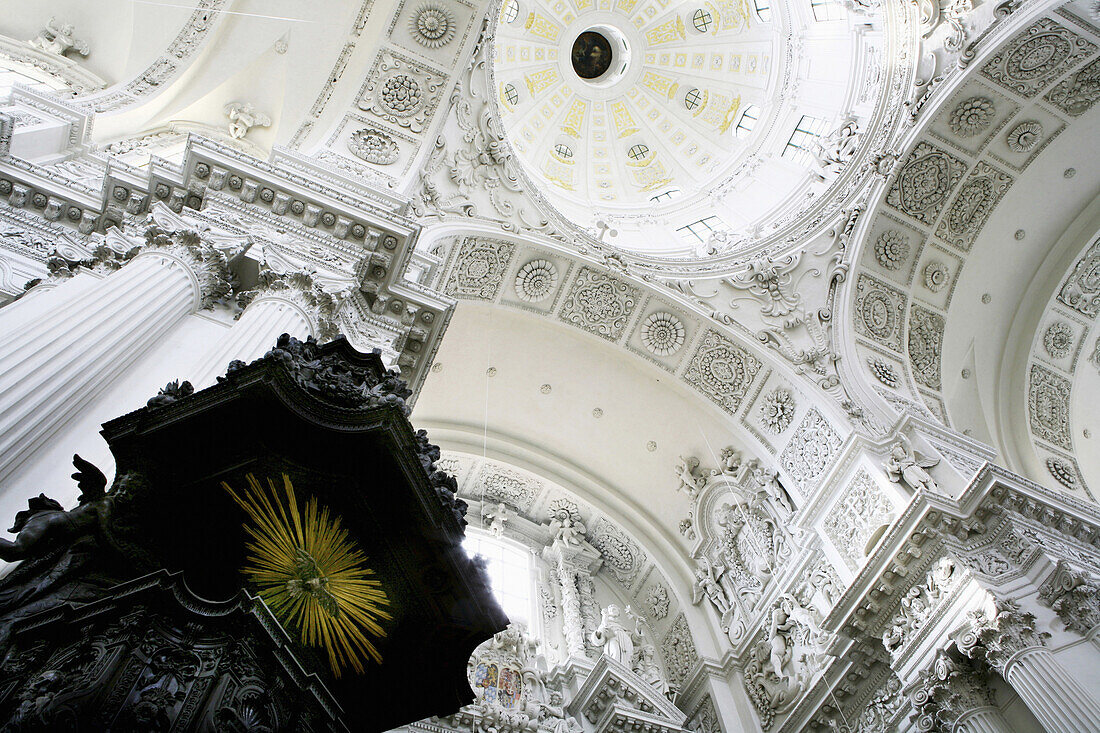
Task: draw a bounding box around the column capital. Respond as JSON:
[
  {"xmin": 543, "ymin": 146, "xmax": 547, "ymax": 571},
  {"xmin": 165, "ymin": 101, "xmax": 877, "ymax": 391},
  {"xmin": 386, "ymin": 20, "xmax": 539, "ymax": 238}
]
[
  {"xmin": 961, "ymin": 599, "xmax": 1050, "ymax": 676},
  {"xmin": 910, "ymin": 651, "xmax": 998, "ymax": 730},
  {"xmin": 1037, "ymin": 561, "xmax": 1100, "ymax": 637},
  {"xmin": 237, "ymin": 267, "xmax": 348, "ymax": 340},
  {"xmin": 138, "ymin": 225, "xmax": 233, "ymax": 309}
]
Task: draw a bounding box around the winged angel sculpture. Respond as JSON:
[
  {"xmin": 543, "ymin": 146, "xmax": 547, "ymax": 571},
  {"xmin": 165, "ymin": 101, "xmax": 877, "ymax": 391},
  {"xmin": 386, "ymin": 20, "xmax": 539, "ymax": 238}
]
[{"xmin": 884, "ymin": 433, "xmax": 939, "ymax": 493}]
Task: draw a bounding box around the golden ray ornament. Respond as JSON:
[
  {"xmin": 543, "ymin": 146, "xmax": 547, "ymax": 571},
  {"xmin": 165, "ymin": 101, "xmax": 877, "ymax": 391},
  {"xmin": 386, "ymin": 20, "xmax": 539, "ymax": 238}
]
[{"xmin": 223, "ymin": 473, "xmax": 392, "ymax": 677}]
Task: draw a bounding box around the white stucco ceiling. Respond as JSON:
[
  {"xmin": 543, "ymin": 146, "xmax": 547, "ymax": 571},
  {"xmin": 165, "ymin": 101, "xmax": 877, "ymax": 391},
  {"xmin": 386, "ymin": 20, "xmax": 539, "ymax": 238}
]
[{"xmin": 411, "ymin": 302, "xmax": 767, "ymax": 542}]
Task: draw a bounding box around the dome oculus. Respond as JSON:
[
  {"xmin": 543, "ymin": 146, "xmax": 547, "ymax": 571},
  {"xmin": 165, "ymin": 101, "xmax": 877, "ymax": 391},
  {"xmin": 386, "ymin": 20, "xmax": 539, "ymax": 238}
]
[{"xmin": 571, "ymin": 31, "xmax": 614, "ymax": 79}]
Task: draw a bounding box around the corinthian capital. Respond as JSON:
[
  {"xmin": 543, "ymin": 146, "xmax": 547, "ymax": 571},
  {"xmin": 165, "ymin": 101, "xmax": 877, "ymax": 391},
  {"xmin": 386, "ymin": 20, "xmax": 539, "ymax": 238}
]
[
  {"xmin": 962, "ymin": 599, "xmax": 1050, "ymax": 675},
  {"xmin": 141, "ymin": 225, "xmax": 233, "ymax": 309},
  {"xmin": 1038, "ymin": 561, "xmax": 1100, "ymax": 637},
  {"xmin": 909, "ymin": 651, "xmax": 997, "ymax": 730},
  {"xmin": 238, "ymin": 267, "xmax": 348, "ymax": 340}
]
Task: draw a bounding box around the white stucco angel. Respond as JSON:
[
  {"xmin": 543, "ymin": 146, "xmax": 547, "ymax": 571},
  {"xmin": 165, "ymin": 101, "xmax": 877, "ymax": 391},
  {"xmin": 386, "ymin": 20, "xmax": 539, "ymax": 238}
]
[
  {"xmin": 589, "ymin": 604, "xmax": 640, "ymax": 666},
  {"xmin": 767, "ymin": 601, "xmax": 797, "ymax": 679},
  {"xmin": 691, "ymin": 556, "xmax": 732, "ymax": 616},
  {"xmin": 224, "ymin": 102, "xmax": 272, "ymax": 140},
  {"xmin": 548, "ymin": 508, "xmax": 586, "ymax": 546},
  {"xmin": 749, "ymin": 463, "xmax": 794, "ymax": 516},
  {"xmin": 811, "ymin": 119, "xmax": 860, "ymax": 179},
  {"xmin": 484, "ymin": 501, "xmax": 510, "ymax": 537},
  {"xmin": 675, "ymin": 455, "xmax": 705, "ymax": 498},
  {"xmin": 884, "ymin": 433, "xmax": 939, "ymax": 493},
  {"xmin": 779, "ymin": 593, "xmax": 828, "ymax": 652},
  {"xmin": 30, "ymin": 18, "xmax": 89, "ymax": 57}
]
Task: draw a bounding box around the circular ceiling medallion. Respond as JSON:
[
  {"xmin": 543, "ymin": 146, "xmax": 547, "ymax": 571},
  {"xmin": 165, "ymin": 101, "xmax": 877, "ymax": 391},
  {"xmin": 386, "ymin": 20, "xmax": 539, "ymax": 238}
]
[{"xmin": 571, "ymin": 31, "xmax": 614, "ymax": 79}]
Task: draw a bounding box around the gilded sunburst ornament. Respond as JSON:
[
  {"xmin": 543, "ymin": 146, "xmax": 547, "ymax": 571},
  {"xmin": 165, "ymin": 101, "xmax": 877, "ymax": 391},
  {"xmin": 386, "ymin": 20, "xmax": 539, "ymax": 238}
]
[{"xmin": 224, "ymin": 473, "xmax": 392, "ymax": 677}]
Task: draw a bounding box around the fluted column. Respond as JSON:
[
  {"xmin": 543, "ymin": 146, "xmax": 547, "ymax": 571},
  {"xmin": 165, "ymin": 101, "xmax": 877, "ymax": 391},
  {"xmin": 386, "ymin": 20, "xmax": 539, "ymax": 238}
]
[
  {"xmin": 964, "ymin": 600, "xmax": 1100, "ymax": 733},
  {"xmin": 909, "ymin": 651, "xmax": 1012, "ymax": 733},
  {"xmin": 187, "ymin": 269, "xmax": 344, "ymax": 389},
  {"xmin": 0, "ymin": 227, "xmax": 232, "ymax": 484}
]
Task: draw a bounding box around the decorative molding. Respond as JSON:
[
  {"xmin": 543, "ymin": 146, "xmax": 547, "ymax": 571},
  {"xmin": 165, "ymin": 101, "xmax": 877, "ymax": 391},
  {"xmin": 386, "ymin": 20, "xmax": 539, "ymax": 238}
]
[
  {"xmin": 682, "ymin": 329, "xmax": 762, "ymax": 415},
  {"xmin": 557, "ymin": 266, "xmax": 640, "ymax": 341}
]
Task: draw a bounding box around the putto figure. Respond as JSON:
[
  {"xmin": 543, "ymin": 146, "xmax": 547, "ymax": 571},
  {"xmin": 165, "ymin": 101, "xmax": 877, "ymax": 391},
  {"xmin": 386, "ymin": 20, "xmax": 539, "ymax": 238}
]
[
  {"xmin": 224, "ymin": 102, "xmax": 272, "ymax": 140},
  {"xmin": 29, "ymin": 18, "xmax": 90, "ymax": 57}
]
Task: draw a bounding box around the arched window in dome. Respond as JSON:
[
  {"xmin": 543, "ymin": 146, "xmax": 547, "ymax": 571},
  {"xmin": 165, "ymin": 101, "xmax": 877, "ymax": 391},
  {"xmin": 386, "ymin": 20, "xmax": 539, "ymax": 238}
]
[
  {"xmin": 650, "ymin": 188, "xmax": 681, "ymax": 202},
  {"xmin": 464, "ymin": 531, "xmax": 535, "ymax": 628},
  {"xmin": 676, "ymin": 215, "xmax": 726, "ymax": 246},
  {"xmin": 753, "ymin": 0, "xmax": 772, "ymax": 22},
  {"xmin": 502, "ymin": 0, "xmax": 521, "ymax": 24},
  {"xmin": 691, "ymin": 8, "xmax": 714, "ymax": 32},
  {"xmin": 553, "ymin": 143, "xmax": 574, "ymax": 159},
  {"xmin": 810, "ymin": 0, "xmax": 845, "ymax": 21},
  {"xmin": 627, "ymin": 143, "xmax": 650, "ymax": 161},
  {"xmin": 735, "ymin": 105, "xmax": 761, "ymax": 138},
  {"xmin": 502, "ymin": 82, "xmax": 520, "ymax": 106},
  {"xmin": 783, "ymin": 114, "xmax": 828, "ymax": 165},
  {"xmin": 684, "ymin": 88, "xmax": 704, "ymax": 111}
]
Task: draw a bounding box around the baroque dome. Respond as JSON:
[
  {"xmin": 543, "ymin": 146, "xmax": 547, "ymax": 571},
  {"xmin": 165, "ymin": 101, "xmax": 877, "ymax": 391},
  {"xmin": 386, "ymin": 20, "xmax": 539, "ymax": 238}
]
[{"xmin": 490, "ymin": 0, "xmax": 886, "ymax": 257}]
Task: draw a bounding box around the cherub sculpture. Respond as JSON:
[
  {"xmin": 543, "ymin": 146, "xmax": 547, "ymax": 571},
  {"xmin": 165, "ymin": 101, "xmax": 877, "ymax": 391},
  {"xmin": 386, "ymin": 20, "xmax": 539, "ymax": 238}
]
[
  {"xmin": 675, "ymin": 456, "xmax": 705, "ymax": 498},
  {"xmin": 224, "ymin": 102, "xmax": 271, "ymax": 140},
  {"xmin": 884, "ymin": 433, "xmax": 939, "ymax": 493},
  {"xmin": 484, "ymin": 502, "xmax": 510, "ymax": 537},
  {"xmin": 29, "ymin": 19, "xmax": 89, "ymax": 57},
  {"xmin": 548, "ymin": 507, "xmax": 586, "ymax": 546}
]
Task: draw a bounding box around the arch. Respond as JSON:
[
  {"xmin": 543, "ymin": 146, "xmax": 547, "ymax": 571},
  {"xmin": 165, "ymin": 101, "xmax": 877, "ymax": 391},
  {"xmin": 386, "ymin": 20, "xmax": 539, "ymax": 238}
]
[{"xmin": 837, "ymin": 0, "xmax": 1100, "ymax": 500}]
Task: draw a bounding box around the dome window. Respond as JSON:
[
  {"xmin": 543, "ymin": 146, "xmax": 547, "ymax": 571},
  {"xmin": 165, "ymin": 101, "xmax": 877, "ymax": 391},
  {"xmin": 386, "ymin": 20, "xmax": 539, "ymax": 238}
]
[
  {"xmin": 627, "ymin": 143, "xmax": 650, "ymax": 161},
  {"xmin": 810, "ymin": 0, "xmax": 844, "ymax": 21},
  {"xmin": 502, "ymin": 0, "xmax": 521, "ymax": 24},
  {"xmin": 735, "ymin": 105, "xmax": 761, "ymax": 138},
  {"xmin": 503, "ymin": 83, "xmax": 520, "ymax": 105},
  {"xmin": 692, "ymin": 9, "xmax": 714, "ymax": 32},
  {"xmin": 783, "ymin": 114, "xmax": 828, "ymax": 165},
  {"xmin": 554, "ymin": 143, "xmax": 574, "ymax": 158},
  {"xmin": 676, "ymin": 215, "xmax": 725, "ymax": 245},
  {"xmin": 684, "ymin": 88, "xmax": 703, "ymax": 111},
  {"xmin": 753, "ymin": 0, "xmax": 772, "ymax": 21},
  {"xmin": 650, "ymin": 188, "xmax": 681, "ymax": 202}
]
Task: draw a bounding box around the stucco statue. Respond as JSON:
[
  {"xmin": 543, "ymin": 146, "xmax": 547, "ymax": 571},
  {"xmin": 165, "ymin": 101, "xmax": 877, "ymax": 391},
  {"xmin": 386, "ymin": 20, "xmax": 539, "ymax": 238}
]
[
  {"xmin": 779, "ymin": 593, "xmax": 827, "ymax": 651},
  {"xmin": 719, "ymin": 447, "xmax": 743, "ymax": 474},
  {"xmin": 749, "ymin": 463, "xmax": 794, "ymax": 516},
  {"xmin": 484, "ymin": 502, "xmax": 510, "ymax": 537},
  {"xmin": 589, "ymin": 604, "xmax": 640, "ymax": 665},
  {"xmin": 29, "ymin": 18, "xmax": 89, "ymax": 57},
  {"xmin": 811, "ymin": 119, "xmax": 860, "ymax": 179},
  {"xmin": 632, "ymin": 644, "xmax": 670, "ymax": 697},
  {"xmin": 884, "ymin": 433, "xmax": 939, "ymax": 492},
  {"xmin": 548, "ymin": 508, "xmax": 586, "ymax": 546},
  {"xmin": 538, "ymin": 693, "xmax": 582, "ymax": 733},
  {"xmin": 224, "ymin": 102, "xmax": 272, "ymax": 140},
  {"xmin": 691, "ymin": 556, "xmax": 731, "ymax": 616},
  {"xmin": 0, "ymin": 455, "xmax": 108, "ymax": 562},
  {"xmin": 675, "ymin": 456, "xmax": 705, "ymax": 498},
  {"xmin": 767, "ymin": 600, "xmax": 798, "ymax": 679}
]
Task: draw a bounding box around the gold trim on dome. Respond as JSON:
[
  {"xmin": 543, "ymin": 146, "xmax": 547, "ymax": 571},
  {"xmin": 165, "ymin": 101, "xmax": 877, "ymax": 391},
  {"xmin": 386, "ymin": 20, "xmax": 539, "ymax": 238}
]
[{"xmin": 645, "ymin": 17, "xmax": 685, "ymax": 45}]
